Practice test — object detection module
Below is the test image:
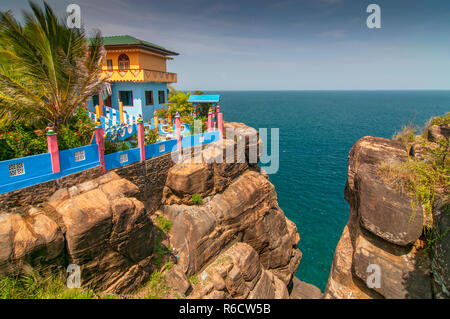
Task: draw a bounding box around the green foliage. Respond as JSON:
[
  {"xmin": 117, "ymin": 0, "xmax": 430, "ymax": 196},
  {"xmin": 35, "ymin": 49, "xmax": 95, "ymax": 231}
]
[
  {"xmin": 0, "ymin": 2, "xmax": 105, "ymax": 127},
  {"xmin": 0, "ymin": 106, "xmax": 95, "ymax": 160},
  {"xmin": 56, "ymin": 107, "xmax": 95, "ymax": 150},
  {"xmin": 431, "ymin": 112, "xmax": 450, "ymax": 126},
  {"xmin": 1, "ymin": 123, "xmax": 47, "ymax": 159},
  {"xmin": 167, "ymin": 90, "xmax": 193, "ymax": 117},
  {"xmin": 144, "ymin": 272, "xmax": 170, "ymax": 299},
  {"xmin": 163, "ymin": 261, "xmax": 174, "ymax": 270},
  {"xmin": 104, "ymin": 139, "xmax": 137, "ymax": 155},
  {"xmin": 188, "ymin": 275, "xmax": 199, "ymax": 285},
  {"xmin": 0, "ymin": 271, "xmax": 95, "ymax": 299},
  {"xmin": 191, "ymin": 194, "xmax": 203, "ymax": 205},
  {"xmin": 182, "ymin": 115, "xmax": 207, "ymax": 133},
  {"xmin": 156, "ymin": 215, "xmax": 173, "ymax": 232},
  {"xmin": 152, "ymin": 229, "xmax": 171, "ymax": 269},
  {"xmin": 392, "ymin": 123, "xmax": 417, "ymax": 150},
  {"xmin": 145, "ymin": 128, "xmax": 158, "ymax": 145}
]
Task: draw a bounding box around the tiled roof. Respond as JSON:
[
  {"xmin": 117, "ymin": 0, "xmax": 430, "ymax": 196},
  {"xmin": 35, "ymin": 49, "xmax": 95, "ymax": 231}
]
[{"xmin": 91, "ymin": 35, "xmax": 178, "ymax": 56}]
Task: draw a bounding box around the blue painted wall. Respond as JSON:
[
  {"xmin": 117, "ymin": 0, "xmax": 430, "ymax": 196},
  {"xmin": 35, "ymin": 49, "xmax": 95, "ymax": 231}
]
[
  {"xmin": 0, "ymin": 131, "xmax": 220, "ymax": 195},
  {"xmin": 88, "ymin": 82, "xmax": 168, "ymax": 123}
]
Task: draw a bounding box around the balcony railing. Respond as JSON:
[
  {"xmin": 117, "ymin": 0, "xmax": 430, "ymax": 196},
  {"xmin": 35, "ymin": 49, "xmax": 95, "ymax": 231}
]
[{"xmin": 101, "ymin": 68, "xmax": 177, "ymax": 83}]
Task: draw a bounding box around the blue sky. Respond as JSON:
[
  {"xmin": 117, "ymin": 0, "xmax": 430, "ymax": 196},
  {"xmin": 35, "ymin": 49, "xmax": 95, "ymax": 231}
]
[{"xmin": 2, "ymin": 0, "xmax": 450, "ymax": 90}]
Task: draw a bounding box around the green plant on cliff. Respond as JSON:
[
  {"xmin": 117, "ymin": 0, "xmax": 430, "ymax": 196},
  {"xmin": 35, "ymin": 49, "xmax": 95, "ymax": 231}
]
[
  {"xmin": 143, "ymin": 271, "xmax": 170, "ymax": 299},
  {"xmin": 152, "ymin": 229, "xmax": 171, "ymax": 269},
  {"xmin": 156, "ymin": 215, "xmax": 173, "ymax": 232},
  {"xmin": 192, "ymin": 194, "xmax": 203, "ymax": 205},
  {"xmin": 0, "ymin": 271, "xmax": 95, "ymax": 299},
  {"xmin": 378, "ymin": 118, "xmax": 449, "ymax": 253},
  {"xmin": 392, "ymin": 122, "xmax": 417, "ymax": 151},
  {"xmin": 430, "ymin": 112, "xmax": 450, "ymax": 126}
]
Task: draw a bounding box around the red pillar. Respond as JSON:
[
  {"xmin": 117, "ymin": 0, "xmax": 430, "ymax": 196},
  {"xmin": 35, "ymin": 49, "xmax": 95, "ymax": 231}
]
[
  {"xmin": 175, "ymin": 112, "xmax": 181, "ymax": 151},
  {"xmin": 137, "ymin": 118, "xmax": 145, "ymax": 161},
  {"xmin": 218, "ymin": 112, "xmax": 223, "ymax": 139},
  {"xmin": 47, "ymin": 132, "xmax": 60, "ymax": 173},
  {"xmin": 207, "ymin": 110, "xmax": 212, "ymax": 132},
  {"xmin": 95, "ymin": 125, "xmax": 106, "ymax": 173}
]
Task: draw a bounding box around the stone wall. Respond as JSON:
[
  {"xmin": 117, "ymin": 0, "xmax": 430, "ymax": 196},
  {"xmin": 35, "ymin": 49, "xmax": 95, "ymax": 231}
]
[{"xmin": 0, "ymin": 152, "xmax": 177, "ymax": 216}]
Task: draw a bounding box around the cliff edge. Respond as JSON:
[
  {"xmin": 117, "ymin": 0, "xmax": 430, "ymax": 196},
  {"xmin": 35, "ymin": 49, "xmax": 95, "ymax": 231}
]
[
  {"xmin": 324, "ymin": 116, "xmax": 449, "ymax": 299},
  {"xmin": 0, "ymin": 122, "xmax": 310, "ymax": 299}
]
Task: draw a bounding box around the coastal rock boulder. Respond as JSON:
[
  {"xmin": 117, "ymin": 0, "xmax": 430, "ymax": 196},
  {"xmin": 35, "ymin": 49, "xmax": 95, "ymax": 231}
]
[
  {"xmin": 50, "ymin": 172, "xmax": 156, "ymax": 293},
  {"xmin": 352, "ymin": 229, "xmax": 432, "ymax": 299},
  {"xmin": 432, "ymin": 200, "xmax": 450, "ymax": 297},
  {"xmin": 355, "ymin": 164, "xmax": 423, "ymax": 246},
  {"xmin": 163, "ymin": 170, "xmax": 301, "ymax": 285},
  {"xmin": 0, "ymin": 211, "xmax": 64, "ymax": 275},
  {"xmin": 190, "ymin": 243, "xmax": 288, "ymax": 299},
  {"xmin": 325, "ymin": 135, "xmax": 437, "ymax": 299},
  {"xmin": 427, "ymin": 124, "xmax": 450, "ymax": 143},
  {"xmin": 289, "ymin": 277, "xmax": 323, "ymax": 299}
]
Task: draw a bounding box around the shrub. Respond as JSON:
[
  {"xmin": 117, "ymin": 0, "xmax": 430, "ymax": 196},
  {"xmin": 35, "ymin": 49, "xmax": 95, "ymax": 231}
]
[
  {"xmin": 144, "ymin": 272, "xmax": 170, "ymax": 299},
  {"xmin": 145, "ymin": 128, "xmax": 158, "ymax": 145},
  {"xmin": 3, "ymin": 124, "xmax": 48, "ymax": 159},
  {"xmin": 392, "ymin": 123, "xmax": 417, "ymax": 150},
  {"xmin": 0, "ymin": 107, "xmax": 95, "ymax": 160},
  {"xmin": 0, "ymin": 270, "xmax": 95, "ymax": 299},
  {"xmin": 431, "ymin": 112, "xmax": 450, "ymax": 126},
  {"xmin": 192, "ymin": 194, "xmax": 203, "ymax": 205},
  {"xmin": 156, "ymin": 215, "xmax": 173, "ymax": 232}
]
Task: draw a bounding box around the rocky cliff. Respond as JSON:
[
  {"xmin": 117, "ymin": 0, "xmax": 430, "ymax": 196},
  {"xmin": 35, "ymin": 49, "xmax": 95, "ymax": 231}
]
[
  {"xmin": 324, "ymin": 119, "xmax": 449, "ymax": 299},
  {"xmin": 0, "ymin": 122, "xmax": 309, "ymax": 299}
]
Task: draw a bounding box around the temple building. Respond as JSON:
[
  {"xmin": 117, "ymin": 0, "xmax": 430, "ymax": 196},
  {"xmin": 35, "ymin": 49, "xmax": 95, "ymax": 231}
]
[{"xmin": 88, "ymin": 35, "xmax": 178, "ymax": 122}]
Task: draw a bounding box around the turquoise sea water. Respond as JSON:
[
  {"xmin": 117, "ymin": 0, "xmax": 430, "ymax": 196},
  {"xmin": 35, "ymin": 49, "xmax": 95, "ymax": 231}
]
[{"xmin": 210, "ymin": 90, "xmax": 450, "ymax": 291}]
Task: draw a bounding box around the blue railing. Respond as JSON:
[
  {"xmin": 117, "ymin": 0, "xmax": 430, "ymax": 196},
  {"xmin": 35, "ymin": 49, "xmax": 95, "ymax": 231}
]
[
  {"xmin": 105, "ymin": 147, "xmax": 140, "ymax": 170},
  {"xmin": 0, "ymin": 131, "xmax": 221, "ymax": 195}
]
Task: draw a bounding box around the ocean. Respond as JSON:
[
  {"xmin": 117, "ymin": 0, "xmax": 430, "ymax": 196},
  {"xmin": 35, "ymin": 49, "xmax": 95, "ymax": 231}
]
[{"xmin": 210, "ymin": 90, "xmax": 450, "ymax": 291}]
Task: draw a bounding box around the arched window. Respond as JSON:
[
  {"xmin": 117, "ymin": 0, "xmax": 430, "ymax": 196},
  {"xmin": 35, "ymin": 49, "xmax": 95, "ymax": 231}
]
[{"xmin": 118, "ymin": 54, "xmax": 130, "ymax": 69}]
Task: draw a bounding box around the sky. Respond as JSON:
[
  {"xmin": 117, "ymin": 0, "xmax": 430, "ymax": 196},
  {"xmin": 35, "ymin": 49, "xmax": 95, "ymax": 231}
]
[{"xmin": 1, "ymin": 0, "xmax": 450, "ymax": 90}]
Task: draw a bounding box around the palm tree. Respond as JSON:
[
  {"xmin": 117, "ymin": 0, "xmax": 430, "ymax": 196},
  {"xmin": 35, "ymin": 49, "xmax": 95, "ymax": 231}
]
[{"xmin": 0, "ymin": 1, "xmax": 105, "ymax": 129}]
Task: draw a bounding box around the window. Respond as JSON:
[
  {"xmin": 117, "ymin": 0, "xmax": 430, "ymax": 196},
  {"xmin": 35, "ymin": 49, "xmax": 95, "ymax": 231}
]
[
  {"xmin": 120, "ymin": 153, "xmax": 128, "ymax": 163},
  {"xmin": 92, "ymin": 94, "xmax": 99, "ymax": 107},
  {"xmin": 118, "ymin": 54, "xmax": 130, "ymax": 69},
  {"xmin": 74, "ymin": 150, "xmax": 86, "ymax": 162},
  {"xmin": 158, "ymin": 90, "xmax": 165, "ymax": 104},
  {"xmin": 107, "ymin": 59, "xmax": 113, "ymax": 71},
  {"xmin": 119, "ymin": 91, "xmax": 133, "ymax": 106},
  {"xmin": 9, "ymin": 162, "xmax": 25, "ymax": 177},
  {"xmin": 145, "ymin": 91, "xmax": 153, "ymax": 105},
  {"xmin": 159, "ymin": 144, "xmax": 165, "ymax": 152}
]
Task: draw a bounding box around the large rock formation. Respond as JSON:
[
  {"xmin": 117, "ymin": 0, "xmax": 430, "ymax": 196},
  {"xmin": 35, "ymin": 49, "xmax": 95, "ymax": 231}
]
[
  {"xmin": 324, "ymin": 134, "xmax": 448, "ymax": 299},
  {"xmin": 160, "ymin": 123, "xmax": 302, "ymax": 298},
  {"xmin": 0, "ymin": 122, "xmax": 305, "ymax": 298}
]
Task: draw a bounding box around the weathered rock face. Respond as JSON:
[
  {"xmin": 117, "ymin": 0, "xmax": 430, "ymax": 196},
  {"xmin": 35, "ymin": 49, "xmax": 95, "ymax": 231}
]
[
  {"xmin": 432, "ymin": 200, "xmax": 450, "ymax": 298},
  {"xmin": 47, "ymin": 172, "xmax": 157, "ymax": 293},
  {"xmin": 188, "ymin": 242, "xmax": 289, "ymax": 299},
  {"xmin": 325, "ymin": 136, "xmax": 438, "ymax": 299},
  {"xmin": 0, "ymin": 211, "xmax": 65, "ymax": 275},
  {"xmin": 159, "ymin": 123, "xmax": 302, "ymax": 293},
  {"xmin": 427, "ymin": 124, "xmax": 450, "ymax": 143}
]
